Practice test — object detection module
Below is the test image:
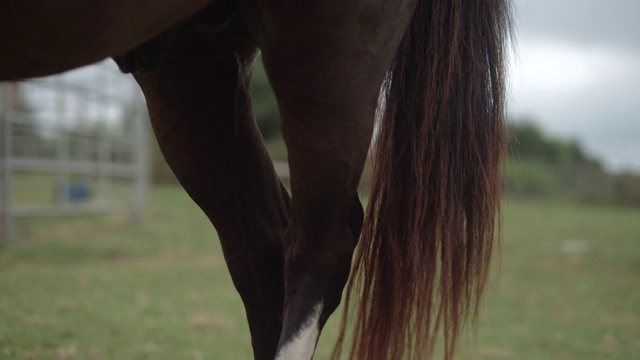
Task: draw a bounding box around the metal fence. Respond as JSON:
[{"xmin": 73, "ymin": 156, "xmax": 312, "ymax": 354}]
[{"xmin": 0, "ymin": 61, "xmax": 149, "ymax": 245}]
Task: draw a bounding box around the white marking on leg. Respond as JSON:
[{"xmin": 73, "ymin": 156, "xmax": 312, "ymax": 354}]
[{"xmin": 275, "ymin": 301, "xmax": 324, "ymax": 360}]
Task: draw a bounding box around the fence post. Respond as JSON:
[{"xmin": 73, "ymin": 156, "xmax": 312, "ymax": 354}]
[
  {"xmin": 1, "ymin": 83, "xmax": 14, "ymax": 246},
  {"xmin": 132, "ymin": 97, "xmax": 149, "ymax": 223}
]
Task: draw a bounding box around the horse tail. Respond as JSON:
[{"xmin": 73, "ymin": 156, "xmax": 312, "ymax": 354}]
[{"xmin": 335, "ymin": 0, "xmax": 512, "ymax": 359}]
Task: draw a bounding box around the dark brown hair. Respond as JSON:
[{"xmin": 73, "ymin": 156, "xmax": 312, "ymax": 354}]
[{"xmin": 335, "ymin": 0, "xmax": 512, "ymax": 358}]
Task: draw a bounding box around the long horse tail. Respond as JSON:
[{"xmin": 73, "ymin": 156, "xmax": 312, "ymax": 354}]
[{"xmin": 335, "ymin": 0, "xmax": 512, "ymax": 359}]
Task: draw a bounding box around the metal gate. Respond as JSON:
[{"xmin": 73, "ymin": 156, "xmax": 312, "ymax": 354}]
[{"xmin": 0, "ymin": 61, "xmax": 149, "ymax": 245}]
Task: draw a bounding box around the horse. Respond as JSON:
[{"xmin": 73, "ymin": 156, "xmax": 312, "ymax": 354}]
[{"xmin": 1, "ymin": 0, "xmax": 512, "ymax": 358}]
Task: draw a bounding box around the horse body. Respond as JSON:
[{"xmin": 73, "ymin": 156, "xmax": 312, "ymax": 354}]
[
  {"xmin": 0, "ymin": 0, "xmax": 212, "ymax": 79},
  {"xmin": 2, "ymin": 0, "xmax": 511, "ymax": 358}
]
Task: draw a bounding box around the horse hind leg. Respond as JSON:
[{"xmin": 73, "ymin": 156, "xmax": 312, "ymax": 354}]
[
  {"xmin": 242, "ymin": 1, "xmax": 417, "ymax": 358},
  {"xmin": 132, "ymin": 27, "xmax": 289, "ymax": 359}
]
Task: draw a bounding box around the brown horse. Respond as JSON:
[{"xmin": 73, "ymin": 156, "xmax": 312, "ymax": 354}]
[{"xmin": 1, "ymin": 0, "xmax": 512, "ymax": 359}]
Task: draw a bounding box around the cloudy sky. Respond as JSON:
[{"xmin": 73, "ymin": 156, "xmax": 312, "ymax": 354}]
[{"xmin": 510, "ymin": 0, "xmax": 640, "ymax": 171}]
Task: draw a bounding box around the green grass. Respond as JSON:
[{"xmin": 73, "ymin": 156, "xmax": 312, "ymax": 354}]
[
  {"xmin": 1, "ymin": 188, "xmax": 639, "ymax": 359},
  {"xmin": 474, "ymin": 200, "xmax": 640, "ymax": 359}
]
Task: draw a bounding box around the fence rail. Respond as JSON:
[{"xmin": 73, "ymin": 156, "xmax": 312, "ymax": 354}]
[{"xmin": 0, "ymin": 61, "xmax": 149, "ymax": 246}]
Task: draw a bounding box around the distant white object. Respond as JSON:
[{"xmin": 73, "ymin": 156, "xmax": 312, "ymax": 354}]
[{"xmin": 561, "ymin": 239, "xmax": 589, "ymax": 255}]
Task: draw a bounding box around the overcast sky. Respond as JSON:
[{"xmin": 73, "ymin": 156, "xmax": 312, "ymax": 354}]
[{"xmin": 510, "ymin": 0, "xmax": 640, "ymax": 171}]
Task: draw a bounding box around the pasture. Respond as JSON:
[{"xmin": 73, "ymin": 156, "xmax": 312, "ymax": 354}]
[{"xmin": 1, "ymin": 186, "xmax": 639, "ymax": 359}]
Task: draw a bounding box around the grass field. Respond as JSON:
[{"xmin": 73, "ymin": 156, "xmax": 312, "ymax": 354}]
[{"xmin": 1, "ymin": 186, "xmax": 639, "ymax": 359}]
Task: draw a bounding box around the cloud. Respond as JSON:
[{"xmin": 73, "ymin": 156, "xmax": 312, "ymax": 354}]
[
  {"xmin": 514, "ymin": 0, "xmax": 640, "ymax": 53},
  {"xmin": 510, "ymin": 0, "xmax": 640, "ymax": 171}
]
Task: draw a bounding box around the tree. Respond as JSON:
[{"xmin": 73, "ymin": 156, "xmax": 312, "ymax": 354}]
[{"xmin": 250, "ymin": 56, "xmax": 281, "ymax": 140}]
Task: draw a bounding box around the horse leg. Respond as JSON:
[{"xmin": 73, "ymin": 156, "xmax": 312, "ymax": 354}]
[
  {"xmin": 132, "ymin": 28, "xmax": 288, "ymax": 359},
  {"xmin": 241, "ymin": 1, "xmax": 417, "ymax": 357}
]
